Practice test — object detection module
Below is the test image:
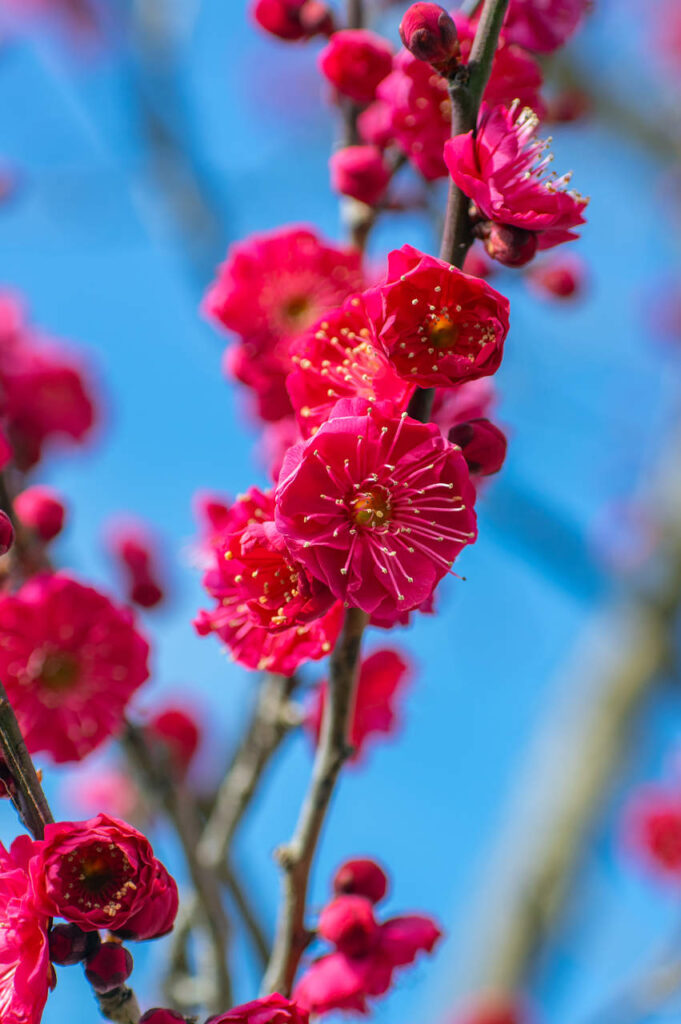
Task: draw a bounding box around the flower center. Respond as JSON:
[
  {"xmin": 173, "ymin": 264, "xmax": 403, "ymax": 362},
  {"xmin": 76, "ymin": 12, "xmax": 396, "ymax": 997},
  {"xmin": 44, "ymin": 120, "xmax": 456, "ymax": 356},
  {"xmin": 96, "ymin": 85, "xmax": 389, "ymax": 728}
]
[
  {"xmin": 60, "ymin": 842, "xmax": 136, "ymax": 913},
  {"xmin": 282, "ymin": 294, "xmax": 312, "ymax": 330},
  {"xmin": 351, "ymin": 486, "xmax": 392, "ymax": 528},
  {"xmin": 39, "ymin": 650, "xmax": 80, "ymax": 691},
  {"xmin": 428, "ymin": 315, "xmax": 459, "ymax": 350}
]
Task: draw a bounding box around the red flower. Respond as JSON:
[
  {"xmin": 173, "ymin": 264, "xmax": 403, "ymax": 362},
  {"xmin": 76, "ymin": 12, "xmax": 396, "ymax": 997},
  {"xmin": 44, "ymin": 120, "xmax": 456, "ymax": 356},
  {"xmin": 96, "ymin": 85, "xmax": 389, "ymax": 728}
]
[
  {"xmin": 275, "ymin": 398, "xmax": 477, "ymax": 621},
  {"xmin": 431, "ymin": 378, "xmax": 498, "ymax": 434},
  {"xmin": 329, "ymin": 146, "xmax": 391, "ymax": 207},
  {"xmin": 206, "ymin": 993, "xmax": 309, "ymax": 1024},
  {"xmin": 294, "ymin": 894, "xmax": 441, "ymax": 1015},
  {"xmin": 361, "ymin": 17, "xmax": 543, "ymax": 181},
  {"xmin": 444, "ymin": 103, "xmax": 588, "ymax": 256},
  {"xmin": 106, "ymin": 518, "xmax": 166, "ymax": 609},
  {"xmin": 204, "ymin": 226, "xmax": 364, "ymax": 422},
  {"xmin": 371, "ymin": 245, "xmax": 510, "ymax": 388},
  {"xmin": 0, "ymin": 509, "xmax": 14, "ymax": 556},
  {"xmin": 251, "ymin": 0, "xmax": 334, "ymax": 40},
  {"xmin": 306, "ymin": 649, "xmax": 411, "ymax": 761},
  {"xmin": 146, "ymin": 705, "xmax": 201, "ymax": 776},
  {"xmin": 0, "ymin": 838, "xmax": 51, "ymax": 1024},
  {"xmin": 399, "ymin": 3, "xmax": 461, "ymax": 75},
  {"xmin": 333, "ymin": 859, "xmax": 388, "ymax": 904},
  {"xmin": 623, "ymin": 787, "xmax": 681, "ymax": 881},
  {"xmin": 448, "ymin": 419, "xmax": 507, "ymax": 477},
  {"xmin": 0, "ymin": 573, "xmax": 150, "ymax": 763},
  {"xmin": 196, "ymin": 488, "xmax": 343, "ymax": 674},
  {"xmin": 287, "ymin": 293, "xmax": 412, "ymax": 439},
  {"xmin": 28, "ymin": 813, "xmax": 178, "ymax": 937},
  {"xmin": 318, "ymin": 30, "xmax": 394, "ymax": 104},
  {"xmin": 502, "ymin": 0, "xmax": 587, "ymax": 53},
  {"xmin": 15, "ymin": 485, "xmax": 66, "ymax": 542},
  {"xmin": 527, "ymin": 254, "xmax": 586, "ymax": 300}
]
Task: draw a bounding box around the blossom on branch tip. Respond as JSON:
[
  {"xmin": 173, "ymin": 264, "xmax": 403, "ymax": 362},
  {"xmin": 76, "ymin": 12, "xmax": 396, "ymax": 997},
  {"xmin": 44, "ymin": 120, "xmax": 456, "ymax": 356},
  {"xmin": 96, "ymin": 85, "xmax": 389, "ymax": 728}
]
[
  {"xmin": 204, "ymin": 226, "xmax": 364, "ymax": 422},
  {"xmin": 27, "ymin": 813, "xmax": 178, "ymax": 937},
  {"xmin": 319, "ymin": 31, "xmax": 394, "ymax": 105},
  {"xmin": 361, "ymin": 17, "xmax": 543, "ymax": 180},
  {"xmin": 448, "ymin": 419, "xmax": 507, "ymax": 477},
  {"xmin": 0, "ymin": 572, "xmax": 150, "ymax": 763},
  {"xmin": 329, "ymin": 146, "xmax": 391, "ymax": 207},
  {"xmin": 445, "ymin": 103, "xmax": 588, "ymax": 259},
  {"xmin": 0, "ymin": 509, "xmax": 14, "ymax": 555},
  {"xmin": 146, "ymin": 705, "xmax": 201, "ymax": 777},
  {"xmin": 105, "ymin": 518, "xmax": 166, "ymax": 609},
  {"xmin": 206, "ymin": 993, "xmax": 309, "ymax": 1024},
  {"xmin": 399, "ymin": 3, "xmax": 460, "ymax": 75},
  {"xmin": 306, "ymin": 648, "xmax": 412, "ymax": 761},
  {"xmin": 48, "ymin": 922, "xmax": 100, "ymax": 965},
  {"xmin": 333, "ymin": 859, "xmax": 388, "ymax": 904},
  {"xmin": 294, "ymin": 892, "xmax": 441, "ymax": 1015},
  {"xmin": 287, "ymin": 293, "xmax": 412, "ymax": 439},
  {"xmin": 275, "ymin": 398, "xmax": 477, "ymax": 621},
  {"xmin": 370, "ymin": 244, "xmax": 510, "ymax": 388}
]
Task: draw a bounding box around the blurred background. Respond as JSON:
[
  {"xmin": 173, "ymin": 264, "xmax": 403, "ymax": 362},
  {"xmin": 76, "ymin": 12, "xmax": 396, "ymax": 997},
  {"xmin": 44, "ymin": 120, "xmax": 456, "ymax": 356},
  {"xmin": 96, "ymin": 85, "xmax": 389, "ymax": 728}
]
[{"xmin": 1, "ymin": 0, "xmax": 681, "ymax": 1022}]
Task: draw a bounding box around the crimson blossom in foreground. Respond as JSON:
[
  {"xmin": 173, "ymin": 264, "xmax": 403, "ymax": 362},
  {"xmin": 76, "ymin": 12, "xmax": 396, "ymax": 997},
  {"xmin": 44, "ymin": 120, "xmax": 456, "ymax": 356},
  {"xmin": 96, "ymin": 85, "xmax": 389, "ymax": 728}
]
[
  {"xmin": 275, "ymin": 397, "xmax": 477, "ymax": 622},
  {"xmin": 444, "ymin": 102, "xmax": 588, "ymax": 263},
  {"xmin": 0, "ymin": 837, "xmax": 51, "ymax": 1024},
  {"xmin": 0, "ymin": 572, "xmax": 150, "ymax": 763},
  {"xmin": 370, "ymin": 245, "xmax": 510, "ymax": 388},
  {"xmin": 27, "ymin": 813, "xmax": 178, "ymax": 938},
  {"xmin": 502, "ymin": 0, "xmax": 588, "ymax": 53},
  {"xmin": 294, "ymin": 891, "xmax": 441, "ymax": 1014},
  {"xmin": 204, "ymin": 226, "xmax": 364, "ymax": 421},
  {"xmin": 286, "ymin": 293, "xmax": 412, "ymax": 438},
  {"xmin": 195, "ymin": 487, "xmax": 343, "ymax": 674},
  {"xmin": 306, "ymin": 648, "xmax": 411, "ymax": 761}
]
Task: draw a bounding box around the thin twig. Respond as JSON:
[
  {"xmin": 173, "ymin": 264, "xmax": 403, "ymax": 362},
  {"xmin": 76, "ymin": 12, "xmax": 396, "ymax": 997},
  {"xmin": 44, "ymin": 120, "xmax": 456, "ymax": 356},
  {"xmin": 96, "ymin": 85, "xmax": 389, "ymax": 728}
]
[
  {"xmin": 123, "ymin": 722, "xmax": 233, "ymax": 1014},
  {"xmin": 223, "ymin": 861, "xmax": 271, "ymax": 969},
  {"xmin": 262, "ymin": 607, "xmax": 369, "ymax": 996}
]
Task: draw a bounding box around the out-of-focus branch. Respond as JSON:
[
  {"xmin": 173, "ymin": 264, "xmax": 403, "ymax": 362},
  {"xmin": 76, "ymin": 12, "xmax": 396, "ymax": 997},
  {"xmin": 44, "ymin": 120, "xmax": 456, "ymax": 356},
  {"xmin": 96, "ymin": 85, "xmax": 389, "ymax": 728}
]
[
  {"xmin": 262, "ymin": 607, "xmax": 369, "ymax": 996},
  {"xmin": 452, "ymin": 439, "xmax": 681, "ymax": 1002},
  {"xmin": 198, "ymin": 673, "xmax": 300, "ymax": 869},
  {"xmin": 123, "ymin": 722, "xmax": 232, "ymax": 1015},
  {"xmin": 164, "ymin": 672, "xmax": 298, "ymax": 1008},
  {"xmin": 0, "ymin": 680, "xmax": 140, "ymax": 1022}
]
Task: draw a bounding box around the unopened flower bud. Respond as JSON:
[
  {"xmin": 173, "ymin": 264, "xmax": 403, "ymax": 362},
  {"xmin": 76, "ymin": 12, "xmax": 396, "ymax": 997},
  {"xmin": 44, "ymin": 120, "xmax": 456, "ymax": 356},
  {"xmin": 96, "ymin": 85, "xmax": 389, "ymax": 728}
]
[
  {"xmin": 480, "ymin": 222, "xmax": 538, "ymax": 267},
  {"xmin": 252, "ymin": 0, "xmax": 333, "ymax": 41},
  {"xmin": 49, "ymin": 923, "xmax": 101, "ymax": 966},
  {"xmin": 0, "ymin": 509, "xmax": 14, "ymax": 556},
  {"xmin": 399, "ymin": 3, "xmax": 460, "ymax": 75},
  {"xmin": 15, "ymin": 485, "xmax": 66, "ymax": 542},
  {"xmin": 527, "ymin": 255, "xmax": 585, "ymax": 299},
  {"xmin": 84, "ymin": 942, "xmax": 133, "ymax": 993},
  {"xmin": 448, "ymin": 418, "xmax": 507, "ymax": 476},
  {"xmin": 333, "ymin": 857, "xmax": 388, "ymax": 904},
  {"xmin": 330, "ymin": 145, "xmax": 391, "ymax": 207}
]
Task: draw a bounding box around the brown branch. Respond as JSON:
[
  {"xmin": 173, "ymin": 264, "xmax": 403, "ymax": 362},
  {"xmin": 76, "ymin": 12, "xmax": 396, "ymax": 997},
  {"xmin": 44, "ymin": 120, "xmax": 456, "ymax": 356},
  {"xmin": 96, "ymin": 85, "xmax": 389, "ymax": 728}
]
[
  {"xmin": 123, "ymin": 722, "xmax": 233, "ymax": 1014},
  {"xmin": 223, "ymin": 861, "xmax": 271, "ymax": 969},
  {"xmin": 262, "ymin": 607, "xmax": 369, "ymax": 996},
  {"xmin": 451, "ymin": 440, "xmax": 681, "ymax": 1003}
]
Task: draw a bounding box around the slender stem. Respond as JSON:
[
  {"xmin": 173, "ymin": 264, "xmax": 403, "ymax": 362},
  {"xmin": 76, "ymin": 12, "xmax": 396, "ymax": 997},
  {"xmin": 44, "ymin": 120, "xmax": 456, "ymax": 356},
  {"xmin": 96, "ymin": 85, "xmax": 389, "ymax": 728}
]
[
  {"xmin": 0, "ymin": 680, "xmax": 53, "ymax": 839},
  {"xmin": 123, "ymin": 723, "xmax": 233, "ymax": 1014},
  {"xmin": 198, "ymin": 673, "xmax": 299, "ymax": 869},
  {"xmin": 223, "ymin": 862, "xmax": 271, "ymax": 969},
  {"xmin": 262, "ymin": 607, "xmax": 368, "ymax": 996},
  {"xmin": 346, "ymin": 0, "xmax": 364, "ymax": 29}
]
